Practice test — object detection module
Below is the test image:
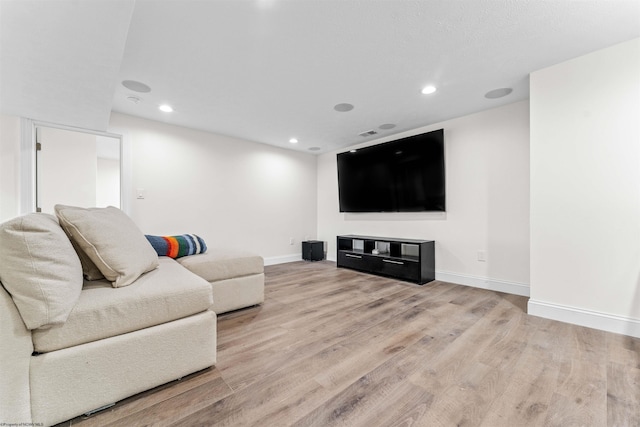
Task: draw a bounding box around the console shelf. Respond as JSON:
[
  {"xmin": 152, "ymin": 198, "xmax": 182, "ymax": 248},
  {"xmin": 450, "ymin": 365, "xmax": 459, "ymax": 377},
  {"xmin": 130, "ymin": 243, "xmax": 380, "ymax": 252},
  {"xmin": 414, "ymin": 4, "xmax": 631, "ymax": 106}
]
[{"xmin": 336, "ymin": 235, "xmax": 435, "ymax": 285}]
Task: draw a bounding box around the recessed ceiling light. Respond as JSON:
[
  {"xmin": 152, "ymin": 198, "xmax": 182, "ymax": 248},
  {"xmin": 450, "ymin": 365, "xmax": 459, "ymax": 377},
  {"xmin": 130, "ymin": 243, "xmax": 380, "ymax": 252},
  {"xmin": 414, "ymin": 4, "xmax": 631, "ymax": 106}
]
[
  {"xmin": 122, "ymin": 80, "xmax": 151, "ymax": 93},
  {"xmin": 421, "ymin": 85, "xmax": 437, "ymax": 95},
  {"xmin": 484, "ymin": 88, "xmax": 513, "ymax": 99},
  {"xmin": 308, "ymin": 147, "xmax": 321, "ymax": 151},
  {"xmin": 379, "ymin": 123, "xmax": 396, "ymax": 130},
  {"xmin": 334, "ymin": 103, "xmax": 354, "ymax": 112},
  {"xmin": 159, "ymin": 104, "xmax": 173, "ymax": 113},
  {"xmin": 289, "ymin": 138, "xmax": 298, "ymax": 144}
]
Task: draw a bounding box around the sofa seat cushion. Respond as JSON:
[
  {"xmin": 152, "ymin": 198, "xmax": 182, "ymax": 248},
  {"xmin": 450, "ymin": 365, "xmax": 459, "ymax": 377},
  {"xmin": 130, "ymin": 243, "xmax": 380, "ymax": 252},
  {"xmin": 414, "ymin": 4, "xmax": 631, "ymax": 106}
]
[
  {"xmin": 32, "ymin": 258, "xmax": 212, "ymax": 353},
  {"xmin": 176, "ymin": 249, "xmax": 263, "ymax": 282}
]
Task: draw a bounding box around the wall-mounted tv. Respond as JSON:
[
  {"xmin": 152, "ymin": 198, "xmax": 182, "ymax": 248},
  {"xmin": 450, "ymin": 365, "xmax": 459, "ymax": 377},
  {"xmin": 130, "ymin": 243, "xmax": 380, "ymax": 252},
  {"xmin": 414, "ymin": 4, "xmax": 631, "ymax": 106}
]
[{"xmin": 337, "ymin": 128, "xmax": 445, "ymax": 212}]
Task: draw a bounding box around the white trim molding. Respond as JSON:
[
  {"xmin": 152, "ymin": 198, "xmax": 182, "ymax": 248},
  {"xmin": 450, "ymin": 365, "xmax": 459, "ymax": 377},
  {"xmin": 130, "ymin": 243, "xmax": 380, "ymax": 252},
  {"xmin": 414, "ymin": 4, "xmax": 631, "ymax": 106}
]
[
  {"xmin": 528, "ymin": 299, "xmax": 640, "ymax": 338},
  {"xmin": 19, "ymin": 118, "xmax": 125, "ymax": 214},
  {"xmin": 19, "ymin": 118, "xmax": 36, "ymax": 214},
  {"xmin": 436, "ymin": 271, "xmax": 530, "ymax": 297},
  {"xmin": 264, "ymin": 254, "xmax": 302, "ymax": 266}
]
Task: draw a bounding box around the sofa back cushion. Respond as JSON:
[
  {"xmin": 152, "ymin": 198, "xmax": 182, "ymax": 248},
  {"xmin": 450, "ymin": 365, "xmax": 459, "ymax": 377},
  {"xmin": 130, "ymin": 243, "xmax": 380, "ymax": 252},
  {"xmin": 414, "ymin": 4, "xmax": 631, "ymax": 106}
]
[
  {"xmin": 0, "ymin": 213, "xmax": 82, "ymax": 329},
  {"xmin": 68, "ymin": 237, "xmax": 106, "ymax": 281},
  {"xmin": 55, "ymin": 205, "xmax": 159, "ymax": 288}
]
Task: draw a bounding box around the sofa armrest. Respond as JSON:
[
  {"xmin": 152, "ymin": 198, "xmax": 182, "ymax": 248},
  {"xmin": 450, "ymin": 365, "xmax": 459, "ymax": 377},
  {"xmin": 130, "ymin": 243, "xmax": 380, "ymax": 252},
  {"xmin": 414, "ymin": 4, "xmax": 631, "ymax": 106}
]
[{"xmin": 0, "ymin": 283, "xmax": 33, "ymax": 424}]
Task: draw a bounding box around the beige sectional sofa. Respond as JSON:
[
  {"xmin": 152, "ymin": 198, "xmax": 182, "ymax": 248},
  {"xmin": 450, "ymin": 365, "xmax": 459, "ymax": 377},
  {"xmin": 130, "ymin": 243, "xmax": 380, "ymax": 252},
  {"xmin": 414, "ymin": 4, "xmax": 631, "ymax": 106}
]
[
  {"xmin": 0, "ymin": 207, "xmax": 264, "ymax": 426},
  {"xmin": 178, "ymin": 249, "xmax": 264, "ymax": 314}
]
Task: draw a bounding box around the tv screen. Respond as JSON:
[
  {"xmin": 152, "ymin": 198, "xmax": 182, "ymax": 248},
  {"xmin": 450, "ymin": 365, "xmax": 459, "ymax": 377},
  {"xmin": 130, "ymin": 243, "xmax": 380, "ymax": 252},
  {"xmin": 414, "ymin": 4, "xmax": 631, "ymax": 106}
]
[{"xmin": 337, "ymin": 129, "xmax": 445, "ymax": 212}]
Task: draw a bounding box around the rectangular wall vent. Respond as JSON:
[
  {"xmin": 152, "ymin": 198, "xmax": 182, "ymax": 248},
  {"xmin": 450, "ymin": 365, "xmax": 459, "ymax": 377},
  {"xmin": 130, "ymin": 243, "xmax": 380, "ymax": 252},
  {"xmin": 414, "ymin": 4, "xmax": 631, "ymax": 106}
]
[{"xmin": 358, "ymin": 130, "xmax": 378, "ymax": 137}]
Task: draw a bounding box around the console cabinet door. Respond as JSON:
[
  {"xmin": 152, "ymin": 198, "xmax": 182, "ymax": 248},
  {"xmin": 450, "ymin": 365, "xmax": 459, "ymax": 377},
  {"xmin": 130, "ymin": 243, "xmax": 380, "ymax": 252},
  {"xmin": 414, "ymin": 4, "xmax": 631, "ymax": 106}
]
[
  {"xmin": 337, "ymin": 252, "xmax": 366, "ymax": 270},
  {"xmin": 380, "ymin": 259, "xmax": 420, "ymax": 281}
]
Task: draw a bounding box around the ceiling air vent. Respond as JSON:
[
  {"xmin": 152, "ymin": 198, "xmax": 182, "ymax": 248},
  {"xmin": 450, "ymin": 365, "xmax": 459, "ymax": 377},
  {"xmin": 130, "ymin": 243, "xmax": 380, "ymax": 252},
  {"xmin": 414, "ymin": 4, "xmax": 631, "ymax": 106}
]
[{"xmin": 358, "ymin": 130, "xmax": 377, "ymax": 137}]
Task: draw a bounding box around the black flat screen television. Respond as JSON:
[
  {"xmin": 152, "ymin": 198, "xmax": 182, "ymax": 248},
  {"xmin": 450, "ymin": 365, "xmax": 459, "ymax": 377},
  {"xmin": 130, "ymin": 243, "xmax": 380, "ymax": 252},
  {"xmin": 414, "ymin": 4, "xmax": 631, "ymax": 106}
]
[{"xmin": 337, "ymin": 128, "xmax": 445, "ymax": 212}]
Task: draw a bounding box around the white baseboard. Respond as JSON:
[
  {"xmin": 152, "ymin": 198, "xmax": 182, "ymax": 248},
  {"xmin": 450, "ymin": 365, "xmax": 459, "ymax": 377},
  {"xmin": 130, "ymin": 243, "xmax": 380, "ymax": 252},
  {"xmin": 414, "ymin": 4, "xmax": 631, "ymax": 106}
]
[
  {"xmin": 528, "ymin": 299, "xmax": 640, "ymax": 338},
  {"xmin": 263, "ymin": 254, "xmax": 302, "ymax": 266},
  {"xmin": 436, "ymin": 271, "xmax": 530, "ymax": 297}
]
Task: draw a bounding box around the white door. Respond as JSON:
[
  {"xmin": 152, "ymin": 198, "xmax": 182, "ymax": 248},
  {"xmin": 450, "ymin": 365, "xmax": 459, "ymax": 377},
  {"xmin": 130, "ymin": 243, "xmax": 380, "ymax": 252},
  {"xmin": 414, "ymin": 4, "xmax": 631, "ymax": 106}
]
[{"xmin": 36, "ymin": 126, "xmax": 121, "ymax": 214}]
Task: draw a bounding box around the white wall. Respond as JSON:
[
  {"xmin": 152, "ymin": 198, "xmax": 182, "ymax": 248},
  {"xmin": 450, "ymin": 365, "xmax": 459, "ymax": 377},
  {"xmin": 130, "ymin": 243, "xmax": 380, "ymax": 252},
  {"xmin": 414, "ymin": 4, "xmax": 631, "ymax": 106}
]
[
  {"xmin": 38, "ymin": 127, "xmax": 97, "ymax": 214},
  {"xmin": 96, "ymin": 158, "xmax": 120, "ymax": 207},
  {"xmin": 0, "ymin": 113, "xmax": 21, "ymax": 222},
  {"xmin": 109, "ymin": 113, "xmax": 318, "ymax": 264},
  {"xmin": 529, "ymin": 38, "xmax": 640, "ymax": 337},
  {"xmin": 317, "ymin": 101, "xmax": 530, "ymax": 295}
]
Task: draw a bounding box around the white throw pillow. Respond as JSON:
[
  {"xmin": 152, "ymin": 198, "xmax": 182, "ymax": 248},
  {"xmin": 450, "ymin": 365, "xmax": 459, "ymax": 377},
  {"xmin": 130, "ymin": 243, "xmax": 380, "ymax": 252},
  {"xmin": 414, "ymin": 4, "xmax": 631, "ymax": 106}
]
[
  {"xmin": 69, "ymin": 237, "xmax": 105, "ymax": 281},
  {"xmin": 55, "ymin": 205, "xmax": 159, "ymax": 287},
  {"xmin": 0, "ymin": 213, "xmax": 83, "ymax": 329}
]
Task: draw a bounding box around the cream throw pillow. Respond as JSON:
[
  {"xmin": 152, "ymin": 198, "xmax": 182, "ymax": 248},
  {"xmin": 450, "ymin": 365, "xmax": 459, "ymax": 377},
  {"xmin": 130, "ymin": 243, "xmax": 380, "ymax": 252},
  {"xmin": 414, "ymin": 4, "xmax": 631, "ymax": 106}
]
[
  {"xmin": 68, "ymin": 237, "xmax": 105, "ymax": 281},
  {"xmin": 55, "ymin": 205, "xmax": 159, "ymax": 288},
  {"xmin": 0, "ymin": 213, "xmax": 83, "ymax": 329}
]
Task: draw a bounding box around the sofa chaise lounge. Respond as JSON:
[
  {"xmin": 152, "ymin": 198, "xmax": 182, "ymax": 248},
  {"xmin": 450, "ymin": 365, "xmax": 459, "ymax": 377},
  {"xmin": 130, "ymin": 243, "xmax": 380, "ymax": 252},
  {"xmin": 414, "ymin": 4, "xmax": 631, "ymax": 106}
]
[{"xmin": 0, "ymin": 206, "xmax": 263, "ymax": 426}]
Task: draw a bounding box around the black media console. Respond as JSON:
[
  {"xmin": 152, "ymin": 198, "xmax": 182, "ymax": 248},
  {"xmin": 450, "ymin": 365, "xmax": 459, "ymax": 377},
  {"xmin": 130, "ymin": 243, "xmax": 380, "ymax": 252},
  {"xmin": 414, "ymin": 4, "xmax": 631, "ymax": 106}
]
[{"xmin": 336, "ymin": 235, "xmax": 435, "ymax": 285}]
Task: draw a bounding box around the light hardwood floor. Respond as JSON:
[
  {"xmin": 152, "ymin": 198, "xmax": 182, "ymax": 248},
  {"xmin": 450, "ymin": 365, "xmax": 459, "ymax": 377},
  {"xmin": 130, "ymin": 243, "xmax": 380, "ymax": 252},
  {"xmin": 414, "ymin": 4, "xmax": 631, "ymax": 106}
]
[{"xmin": 62, "ymin": 261, "xmax": 639, "ymax": 426}]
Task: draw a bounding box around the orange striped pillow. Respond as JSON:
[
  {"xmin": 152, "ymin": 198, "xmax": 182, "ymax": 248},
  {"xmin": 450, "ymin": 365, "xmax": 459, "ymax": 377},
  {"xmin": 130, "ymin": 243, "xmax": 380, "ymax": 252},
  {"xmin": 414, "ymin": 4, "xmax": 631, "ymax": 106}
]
[{"xmin": 145, "ymin": 234, "xmax": 207, "ymax": 258}]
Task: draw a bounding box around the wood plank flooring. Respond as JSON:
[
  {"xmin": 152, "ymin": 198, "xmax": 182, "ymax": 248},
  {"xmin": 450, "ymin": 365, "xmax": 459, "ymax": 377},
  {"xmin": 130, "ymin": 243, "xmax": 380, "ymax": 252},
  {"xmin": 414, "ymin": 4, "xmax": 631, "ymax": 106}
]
[{"xmin": 62, "ymin": 261, "xmax": 639, "ymax": 426}]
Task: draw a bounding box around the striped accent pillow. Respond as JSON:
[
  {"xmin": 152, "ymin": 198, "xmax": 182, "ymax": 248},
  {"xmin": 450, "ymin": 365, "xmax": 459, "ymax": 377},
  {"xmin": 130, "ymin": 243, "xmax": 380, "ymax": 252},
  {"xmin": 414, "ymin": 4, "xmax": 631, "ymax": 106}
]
[{"xmin": 145, "ymin": 234, "xmax": 207, "ymax": 259}]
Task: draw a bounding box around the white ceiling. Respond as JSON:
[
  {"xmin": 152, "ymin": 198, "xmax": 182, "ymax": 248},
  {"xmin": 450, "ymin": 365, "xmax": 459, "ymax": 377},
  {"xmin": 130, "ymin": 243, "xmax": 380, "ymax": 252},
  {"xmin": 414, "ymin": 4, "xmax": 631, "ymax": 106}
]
[{"xmin": 1, "ymin": 0, "xmax": 639, "ymax": 154}]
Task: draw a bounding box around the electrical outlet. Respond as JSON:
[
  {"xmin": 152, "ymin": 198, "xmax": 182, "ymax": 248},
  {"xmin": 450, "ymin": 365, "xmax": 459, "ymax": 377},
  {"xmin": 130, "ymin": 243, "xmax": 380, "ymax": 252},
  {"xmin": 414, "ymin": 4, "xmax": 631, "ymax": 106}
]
[{"xmin": 477, "ymin": 250, "xmax": 486, "ymax": 262}]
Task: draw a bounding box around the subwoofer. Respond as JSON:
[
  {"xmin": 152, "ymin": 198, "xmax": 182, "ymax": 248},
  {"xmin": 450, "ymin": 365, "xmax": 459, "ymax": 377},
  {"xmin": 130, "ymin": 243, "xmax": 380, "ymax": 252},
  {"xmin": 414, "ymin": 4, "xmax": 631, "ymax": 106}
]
[{"xmin": 302, "ymin": 240, "xmax": 324, "ymax": 261}]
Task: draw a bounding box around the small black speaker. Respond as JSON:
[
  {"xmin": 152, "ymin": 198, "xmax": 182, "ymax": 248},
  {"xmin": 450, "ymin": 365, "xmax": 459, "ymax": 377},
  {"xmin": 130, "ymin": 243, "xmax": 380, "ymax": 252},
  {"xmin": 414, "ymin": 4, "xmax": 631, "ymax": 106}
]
[{"xmin": 302, "ymin": 240, "xmax": 324, "ymax": 261}]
